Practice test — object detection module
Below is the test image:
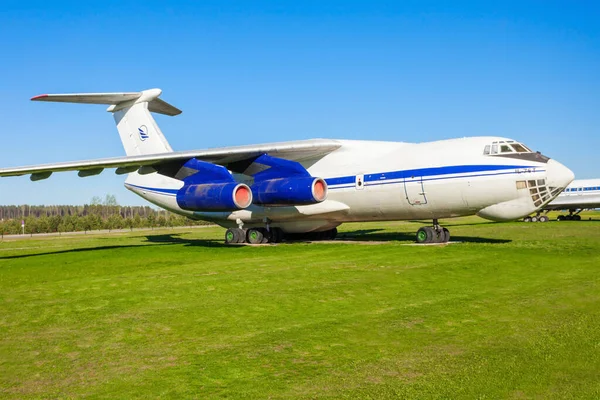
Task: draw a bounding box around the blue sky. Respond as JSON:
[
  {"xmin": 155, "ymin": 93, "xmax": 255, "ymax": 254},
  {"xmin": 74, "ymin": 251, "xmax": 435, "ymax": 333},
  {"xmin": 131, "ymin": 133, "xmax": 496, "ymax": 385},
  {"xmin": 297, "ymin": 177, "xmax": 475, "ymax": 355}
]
[{"xmin": 1, "ymin": 1, "xmax": 599, "ymax": 205}]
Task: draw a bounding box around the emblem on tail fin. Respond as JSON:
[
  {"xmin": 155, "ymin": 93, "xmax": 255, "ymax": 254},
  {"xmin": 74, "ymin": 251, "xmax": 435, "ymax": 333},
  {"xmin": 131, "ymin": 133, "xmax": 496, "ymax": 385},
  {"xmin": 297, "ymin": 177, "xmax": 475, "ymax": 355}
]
[{"xmin": 138, "ymin": 125, "xmax": 149, "ymax": 141}]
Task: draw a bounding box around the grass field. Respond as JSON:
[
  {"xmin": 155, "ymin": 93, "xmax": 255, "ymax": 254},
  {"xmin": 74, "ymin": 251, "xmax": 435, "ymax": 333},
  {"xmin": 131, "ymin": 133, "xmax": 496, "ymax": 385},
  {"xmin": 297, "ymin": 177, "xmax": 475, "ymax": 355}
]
[{"xmin": 1, "ymin": 214, "xmax": 599, "ymax": 399}]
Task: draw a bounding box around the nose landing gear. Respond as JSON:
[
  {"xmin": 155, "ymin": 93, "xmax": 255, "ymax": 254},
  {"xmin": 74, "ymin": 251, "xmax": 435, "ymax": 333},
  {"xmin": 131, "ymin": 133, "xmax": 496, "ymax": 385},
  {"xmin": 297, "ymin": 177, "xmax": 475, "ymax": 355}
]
[
  {"xmin": 523, "ymin": 211, "xmax": 549, "ymax": 223},
  {"xmin": 416, "ymin": 219, "xmax": 450, "ymax": 244}
]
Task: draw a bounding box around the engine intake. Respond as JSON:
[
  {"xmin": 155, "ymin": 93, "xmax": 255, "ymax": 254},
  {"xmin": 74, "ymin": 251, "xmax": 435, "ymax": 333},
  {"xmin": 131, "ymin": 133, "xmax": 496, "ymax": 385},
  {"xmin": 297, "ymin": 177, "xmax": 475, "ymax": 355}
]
[
  {"xmin": 252, "ymin": 177, "xmax": 327, "ymax": 206},
  {"xmin": 176, "ymin": 182, "xmax": 252, "ymax": 211}
]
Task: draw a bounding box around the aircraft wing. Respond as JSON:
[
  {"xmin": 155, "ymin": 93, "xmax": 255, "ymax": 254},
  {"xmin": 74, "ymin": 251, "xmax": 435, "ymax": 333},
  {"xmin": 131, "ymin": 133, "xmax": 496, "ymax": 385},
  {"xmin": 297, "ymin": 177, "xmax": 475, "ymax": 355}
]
[{"xmin": 0, "ymin": 139, "xmax": 341, "ymax": 180}]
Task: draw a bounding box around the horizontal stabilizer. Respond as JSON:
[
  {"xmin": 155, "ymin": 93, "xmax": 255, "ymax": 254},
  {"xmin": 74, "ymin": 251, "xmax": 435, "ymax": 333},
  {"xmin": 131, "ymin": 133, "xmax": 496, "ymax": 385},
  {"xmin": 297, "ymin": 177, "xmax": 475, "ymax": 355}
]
[
  {"xmin": 31, "ymin": 89, "xmax": 182, "ymax": 116},
  {"xmin": 31, "ymin": 92, "xmax": 141, "ymax": 105}
]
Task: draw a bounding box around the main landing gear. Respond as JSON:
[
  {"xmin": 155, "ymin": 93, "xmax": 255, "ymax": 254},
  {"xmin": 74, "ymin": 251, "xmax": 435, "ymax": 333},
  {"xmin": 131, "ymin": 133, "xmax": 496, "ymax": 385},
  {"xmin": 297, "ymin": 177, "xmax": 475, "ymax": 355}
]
[
  {"xmin": 224, "ymin": 227, "xmax": 338, "ymax": 244},
  {"xmin": 416, "ymin": 219, "xmax": 450, "ymax": 244},
  {"xmin": 557, "ymin": 209, "xmax": 582, "ymax": 221}
]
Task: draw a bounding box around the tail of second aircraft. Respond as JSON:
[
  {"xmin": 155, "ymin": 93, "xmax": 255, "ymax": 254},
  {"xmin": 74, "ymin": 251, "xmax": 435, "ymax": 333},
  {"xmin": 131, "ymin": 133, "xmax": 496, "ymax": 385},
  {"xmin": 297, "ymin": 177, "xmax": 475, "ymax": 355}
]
[{"xmin": 31, "ymin": 88, "xmax": 181, "ymax": 156}]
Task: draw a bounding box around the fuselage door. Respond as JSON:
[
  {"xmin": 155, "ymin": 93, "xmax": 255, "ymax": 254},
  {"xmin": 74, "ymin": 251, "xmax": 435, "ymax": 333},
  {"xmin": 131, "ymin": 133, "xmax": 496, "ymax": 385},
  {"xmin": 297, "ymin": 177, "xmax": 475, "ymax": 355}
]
[
  {"xmin": 404, "ymin": 176, "xmax": 427, "ymax": 205},
  {"xmin": 355, "ymin": 174, "xmax": 365, "ymax": 190}
]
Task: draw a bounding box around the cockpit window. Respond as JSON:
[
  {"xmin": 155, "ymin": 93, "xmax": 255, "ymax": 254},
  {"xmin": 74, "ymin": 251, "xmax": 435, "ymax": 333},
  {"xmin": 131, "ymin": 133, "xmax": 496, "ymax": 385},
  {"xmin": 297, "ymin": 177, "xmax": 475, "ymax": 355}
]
[
  {"xmin": 485, "ymin": 140, "xmax": 532, "ymax": 155},
  {"xmin": 511, "ymin": 143, "xmax": 529, "ymax": 153}
]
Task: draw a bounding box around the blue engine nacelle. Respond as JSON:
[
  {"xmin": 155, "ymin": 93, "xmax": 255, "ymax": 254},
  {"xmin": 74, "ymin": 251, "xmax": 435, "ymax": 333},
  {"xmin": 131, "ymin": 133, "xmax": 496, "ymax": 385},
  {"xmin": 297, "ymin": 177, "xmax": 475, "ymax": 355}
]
[
  {"xmin": 251, "ymin": 177, "xmax": 327, "ymax": 206},
  {"xmin": 176, "ymin": 182, "xmax": 253, "ymax": 211}
]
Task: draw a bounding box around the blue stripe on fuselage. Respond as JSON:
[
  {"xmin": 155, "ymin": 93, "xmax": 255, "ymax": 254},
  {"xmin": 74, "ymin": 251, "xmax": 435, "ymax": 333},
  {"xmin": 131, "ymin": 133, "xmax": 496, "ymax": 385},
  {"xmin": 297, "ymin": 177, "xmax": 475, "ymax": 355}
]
[
  {"xmin": 126, "ymin": 164, "xmax": 542, "ymax": 197},
  {"xmin": 326, "ymin": 164, "xmax": 538, "ymax": 186}
]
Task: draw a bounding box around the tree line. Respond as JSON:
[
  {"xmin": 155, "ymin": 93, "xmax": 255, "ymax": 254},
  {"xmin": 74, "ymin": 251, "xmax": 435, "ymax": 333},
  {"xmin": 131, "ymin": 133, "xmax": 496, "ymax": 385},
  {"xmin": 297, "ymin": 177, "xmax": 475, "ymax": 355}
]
[{"xmin": 0, "ymin": 195, "xmax": 209, "ymax": 235}]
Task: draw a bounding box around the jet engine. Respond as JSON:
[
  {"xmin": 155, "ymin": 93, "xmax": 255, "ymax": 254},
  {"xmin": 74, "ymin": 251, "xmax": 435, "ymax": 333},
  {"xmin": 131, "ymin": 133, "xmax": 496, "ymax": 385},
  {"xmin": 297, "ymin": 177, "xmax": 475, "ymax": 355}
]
[
  {"xmin": 252, "ymin": 177, "xmax": 327, "ymax": 206},
  {"xmin": 176, "ymin": 182, "xmax": 252, "ymax": 211}
]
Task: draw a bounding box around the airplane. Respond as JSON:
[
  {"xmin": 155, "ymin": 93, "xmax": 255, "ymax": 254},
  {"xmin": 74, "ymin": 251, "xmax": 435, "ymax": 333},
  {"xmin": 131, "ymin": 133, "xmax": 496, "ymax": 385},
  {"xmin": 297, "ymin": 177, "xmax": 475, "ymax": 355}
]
[
  {"xmin": 523, "ymin": 178, "xmax": 600, "ymax": 222},
  {"xmin": 0, "ymin": 89, "xmax": 575, "ymax": 244}
]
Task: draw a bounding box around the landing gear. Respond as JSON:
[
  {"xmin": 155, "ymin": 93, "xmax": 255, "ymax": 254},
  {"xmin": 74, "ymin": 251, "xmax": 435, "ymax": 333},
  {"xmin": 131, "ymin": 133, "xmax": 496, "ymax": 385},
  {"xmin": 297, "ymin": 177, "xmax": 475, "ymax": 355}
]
[
  {"xmin": 224, "ymin": 226, "xmax": 338, "ymax": 244},
  {"xmin": 225, "ymin": 228, "xmax": 246, "ymax": 244},
  {"xmin": 416, "ymin": 219, "xmax": 450, "ymax": 244},
  {"xmin": 246, "ymin": 228, "xmax": 266, "ymax": 244},
  {"xmin": 523, "ymin": 211, "xmax": 550, "ymax": 222},
  {"xmin": 224, "ymin": 227, "xmax": 284, "ymax": 244},
  {"xmin": 557, "ymin": 209, "xmax": 582, "ymax": 221}
]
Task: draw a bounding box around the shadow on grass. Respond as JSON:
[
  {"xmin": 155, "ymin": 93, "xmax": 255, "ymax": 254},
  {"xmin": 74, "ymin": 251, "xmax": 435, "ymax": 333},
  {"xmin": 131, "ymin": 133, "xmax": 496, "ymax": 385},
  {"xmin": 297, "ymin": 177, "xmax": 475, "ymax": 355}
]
[
  {"xmin": 0, "ymin": 234, "xmax": 232, "ymax": 260},
  {"xmin": 338, "ymin": 229, "xmax": 511, "ymax": 244},
  {"xmin": 143, "ymin": 234, "xmax": 234, "ymax": 248},
  {"xmin": 0, "ymin": 228, "xmax": 511, "ymax": 259}
]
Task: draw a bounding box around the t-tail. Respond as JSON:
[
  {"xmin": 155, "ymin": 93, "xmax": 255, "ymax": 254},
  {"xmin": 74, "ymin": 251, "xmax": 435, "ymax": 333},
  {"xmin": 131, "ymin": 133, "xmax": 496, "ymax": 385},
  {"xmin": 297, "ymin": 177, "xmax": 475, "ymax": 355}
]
[{"xmin": 31, "ymin": 89, "xmax": 181, "ymax": 156}]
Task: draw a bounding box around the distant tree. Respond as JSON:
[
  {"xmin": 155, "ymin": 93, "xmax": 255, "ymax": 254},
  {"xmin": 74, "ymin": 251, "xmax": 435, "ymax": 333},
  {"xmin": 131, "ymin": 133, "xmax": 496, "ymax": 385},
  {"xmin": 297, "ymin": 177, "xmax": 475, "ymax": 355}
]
[
  {"xmin": 124, "ymin": 217, "xmax": 134, "ymax": 231},
  {"xmin": 147, "ymin": 214, "xmax": 156, "ymax": 229},
  {"xmin": 106, "ymin": 214, "xmax": 123, "ymax": 231},
  {"xmin": 103, "ymin": 194, "xmax": 118, "ymax": 207}
]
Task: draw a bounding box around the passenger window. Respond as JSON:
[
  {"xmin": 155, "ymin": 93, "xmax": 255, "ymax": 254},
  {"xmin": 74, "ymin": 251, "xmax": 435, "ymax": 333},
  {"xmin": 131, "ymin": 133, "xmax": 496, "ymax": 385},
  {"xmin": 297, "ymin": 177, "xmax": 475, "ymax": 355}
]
[{"xmin": 484, "ymin": 145, "xmax": 490, "ymax": 155}]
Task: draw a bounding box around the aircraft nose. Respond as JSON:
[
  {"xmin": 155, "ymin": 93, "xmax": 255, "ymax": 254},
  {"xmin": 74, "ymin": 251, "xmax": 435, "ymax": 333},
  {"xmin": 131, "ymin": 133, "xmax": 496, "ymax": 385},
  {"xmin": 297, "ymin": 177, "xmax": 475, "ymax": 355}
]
[{"xmin": 546, "ymin": 159, "xmax": 575, "ymax": 189}]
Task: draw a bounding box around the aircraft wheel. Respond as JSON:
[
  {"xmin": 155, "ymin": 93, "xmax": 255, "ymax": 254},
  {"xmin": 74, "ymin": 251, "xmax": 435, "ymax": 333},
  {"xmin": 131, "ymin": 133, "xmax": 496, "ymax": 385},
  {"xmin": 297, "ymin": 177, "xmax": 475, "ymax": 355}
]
[
  {"xmin": 235, "ymin": 228, "xmax": 246, "ymax": 243},
  {"xmin": 574, "ymin": 215, "xmax": 581, "ymax": 221},
  {"xmin": 523, "ymin": 217, "xmax": 532, "ymax": 222},
  {"xmin": 557, "ymin": 215, "xmax": 564, "ymax": 221},
  {"xmin": 416, "ymin": 227, "xmax": 434, "ymax": 244},
  {"xmin": 441, "ymin": 228, "xmax": 450, "ymax": 243},
  {"xmin": 226, "ymin": 228, "xmax": 246, "ymax": 244},
  {"xmin": 565, "ymin": 215, "xmax": 573, "ymax": 221},
  {"xmin": 225, "ymin": 228, "xmax": 237, "ymax": 244},
  {"xmin": 539, "ymin": 215, "xmax": 549, "ymax": 223},
  {"xmin": 247, "ymin": 228, "xmax": 264, "ymax": 244},
  {"xmin": 530, "ymin": 216, "xmax": 538, "ymax": 222},
  {"xmin": 270, "ymin": 228, "xmax": 283, "ymax": 243},
  {"xmin": 259, "ymin": 228, "xmax": 271, "ymax": 243}
]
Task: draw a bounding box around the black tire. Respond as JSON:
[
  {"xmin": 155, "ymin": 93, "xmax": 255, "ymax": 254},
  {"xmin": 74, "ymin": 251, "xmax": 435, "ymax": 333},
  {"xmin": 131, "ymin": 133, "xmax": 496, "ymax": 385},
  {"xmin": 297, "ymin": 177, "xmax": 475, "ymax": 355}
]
[
  {"xmin": 530, "ymin": 216, "xmax": 538, "ymax": 222},
  {"xmin": 565, "ymin": 215, "xmax": 573, "ymax": 220},
  {"xmin": 441, "ymin": 227, "xmax": 450, "ymax": 243},
  {"xmin": 271, "ymin": 228, "xmax": 283, "ymax": 243},
  {"xmin": 246, "ymin": 228, "xmax": 264, "ymax": 244},
  {"xmin": 523, "ymin": 217, "xmax": 532, "ymax": 222},
  {"xmin": 225, "ymin": 228, "xmax": 237, "ymax": 244},
  {"xmin": 557, "ymin": 215, "xmax": 564, "ymax": 221},
  {"xmin": 260, "ymin": 228, "xmax": 270, "ymax": 244},
  {"xmin": 574, "ymin": 215, "xmax": 581, "ymax": 221},
  {"xmin": 416, "ymin": 227, "xmax": 434, "ymax": 243},
  {"xmin": 539, "ymin": 215, "xmax": 549, "ymax": 223},
  {"xmin": 233, "ymin": 228, "xmax": 246, "ymax": 243}
]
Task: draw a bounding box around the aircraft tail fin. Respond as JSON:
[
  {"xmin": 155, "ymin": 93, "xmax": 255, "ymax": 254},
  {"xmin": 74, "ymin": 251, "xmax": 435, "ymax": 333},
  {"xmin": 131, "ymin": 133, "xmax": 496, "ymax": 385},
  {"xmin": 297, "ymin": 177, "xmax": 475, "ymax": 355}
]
[{"xmin": 31, "ymin": 89, "xmax": 181, "ymax": 156}]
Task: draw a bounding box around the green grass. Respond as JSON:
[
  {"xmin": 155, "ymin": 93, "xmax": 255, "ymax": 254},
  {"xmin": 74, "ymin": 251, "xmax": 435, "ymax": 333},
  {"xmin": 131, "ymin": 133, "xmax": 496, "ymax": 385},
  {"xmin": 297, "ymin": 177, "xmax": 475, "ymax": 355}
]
[{"xmin": 1, "ymin": 214, "xmax": 599, "ymax": 399}]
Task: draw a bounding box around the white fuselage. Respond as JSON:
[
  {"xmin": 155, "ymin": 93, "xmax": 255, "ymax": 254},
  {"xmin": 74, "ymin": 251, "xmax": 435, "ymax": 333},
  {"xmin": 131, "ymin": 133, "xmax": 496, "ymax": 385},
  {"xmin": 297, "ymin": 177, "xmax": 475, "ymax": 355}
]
[
  {"xmin": 125, "ymin": 136, "xmax": 574, "ymax": 233},
  {"xmin": 545, "ymin": 179, "xmax": 600, "ymax": 211}
]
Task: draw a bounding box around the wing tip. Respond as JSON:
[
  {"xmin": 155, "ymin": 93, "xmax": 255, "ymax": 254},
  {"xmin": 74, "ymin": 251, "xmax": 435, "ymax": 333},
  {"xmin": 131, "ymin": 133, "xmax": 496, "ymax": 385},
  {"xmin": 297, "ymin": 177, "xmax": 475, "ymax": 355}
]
[{"xmin": 31, "ymin": 94, "xmax": 48, "ymax": 101}]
